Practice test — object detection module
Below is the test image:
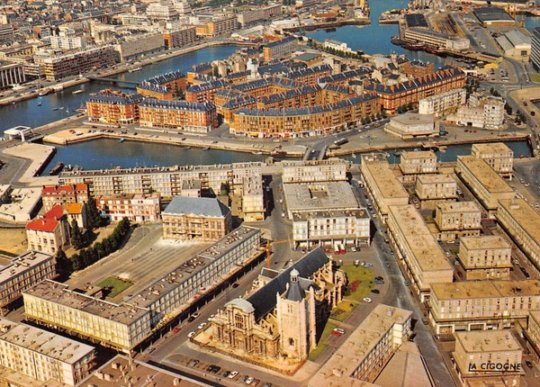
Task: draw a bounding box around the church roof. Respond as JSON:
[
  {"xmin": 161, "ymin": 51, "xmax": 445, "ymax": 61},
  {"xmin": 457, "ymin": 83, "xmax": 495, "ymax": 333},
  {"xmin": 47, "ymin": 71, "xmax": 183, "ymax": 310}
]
[
  {"xmin": 247, "ymin": 247, "xmax": 329, "ymax": 320},
  {"xmin": 226, "ymin": 298, "xmax": 255, "ymax": 314}
]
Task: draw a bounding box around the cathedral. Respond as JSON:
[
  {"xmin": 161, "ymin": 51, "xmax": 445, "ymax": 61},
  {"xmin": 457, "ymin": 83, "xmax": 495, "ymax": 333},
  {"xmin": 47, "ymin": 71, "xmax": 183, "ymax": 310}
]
[{"xmin": 202, "ymin": 248, "xmax": 346, "ymax": 372}]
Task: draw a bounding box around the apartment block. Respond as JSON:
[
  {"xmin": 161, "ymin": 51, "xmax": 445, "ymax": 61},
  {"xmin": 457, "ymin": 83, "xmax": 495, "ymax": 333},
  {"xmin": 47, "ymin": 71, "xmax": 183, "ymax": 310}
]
[
  {"xmin": 399, "ymin": 150, "xmax": 438, "ymax": 182},
  {"xmin": 428, "ymin": 280, "xmax": 540, "ymax": 336},
  {"xmin": 59, "ymin": 162, "xmax": 263, "ymax": 198},
  {"xmin": 97, "ymin": 194, "xmax": 160, "ymax": 222},
  {"xmin": 387, "ymin": 205, "xmax": 454, "ymax": 302},
  {"xmin": 263, "ymin": 36, "xmax": 298, "ymax": 62},
  {"xmin": 458, "ymin": 235, "xmax": 512, "ymax": 280},
  {"xmin": 24, "ymin": 228, "xmax": 261, "ymax": 352},
  {"xmin": 456, "ymin": 95, "xmax": 505, "ymax": 130},
  {"xmin": 241, "ymin": 176, "xmax": 264, "ymax": 222},
  {"xmin": 86, "ymin": 91, "xmax": 142, "ymax": 124},
  {"xmin": 360, "ymin": 155, "xmax": 409, "ymax": 222},
  {"xmin": 526, "ymin": 311, "xmax": 540, "ymax": 357},
  {"xmin": 453, "ymin": 331, "xmax": 522, "ymax": 386},
  {"xmin": 162, "ymin": 196, "xmax": 232, "ymax": 241},
  {"xmin": 26, "ymin": 205, "xmax": 70, "ymax": 255},
  {"xmin": 419, "ymin": 88, "xmax": 466, "ymax": 116},
  {"xmin": 497, "ymin": 198, "xmax": 540, "ymax": 271},
  {"xmin": 138, "ymin": 100, "xmax": 218, "ymax": 134},
  {"xmin": 282, "ymin": 159, "xmax": 349, "ymax": 183},
  {"xmin": 309, "ymin": 305, "xmax": 412, "ymax": 386},
  {"xmin": 471, "ymin": 142, "xmax": 513, "ymax": 180},
  {"xmin": 0, "ymin": 251, "xmax": 56, "ymax": 315},
  {"xmin": 163, "ymin": 26, "xmax": 198, "ymax": 48},
  {"xmin": 41, "ymin": 184, "xmax": 89, "ymax": 212},
  {"xmin": 196, "ymin": 15, "xmax": 238, "ymax": 37},
  {"xmin": 0, "ymin": 318, "xmax": 96, "ymax": 386},
  {"xmin": 434, "ymin": 201, "xmax": 482, "ymax": 242},
  {"xmin": 23, "ymin": 281, "xmax": 152, "ymax": 352},
  {"xmin": 292, "ymin": 209, "xmax": 370, "ymax": 250},
  {"xmin": 456, "ymin": 156, "xmax": 514, "ymax": 216},
  {"xmin": 237, "ymin": 4, "xmax": 282, "ymax": 27},
  {"xmin": 415, "ymin": 173, "xmax": 457, "ymax": 208},
  {"xmin": 40, "ymin": 46, "xmax": 119, "ymax": 81}
]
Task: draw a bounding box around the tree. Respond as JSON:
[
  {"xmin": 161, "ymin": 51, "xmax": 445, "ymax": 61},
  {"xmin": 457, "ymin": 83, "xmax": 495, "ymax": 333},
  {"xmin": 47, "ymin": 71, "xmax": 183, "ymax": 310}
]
[
  {"xmin": 70, "ymin": 219, "xmax": 83, "ymax": 250},
  {"xmin": 55, "ymin": 249, "xmax": 69, "ymax": 273},
  {"xmin": 85, "ymin": 197, "xmax": 102, "ymax": 230}
]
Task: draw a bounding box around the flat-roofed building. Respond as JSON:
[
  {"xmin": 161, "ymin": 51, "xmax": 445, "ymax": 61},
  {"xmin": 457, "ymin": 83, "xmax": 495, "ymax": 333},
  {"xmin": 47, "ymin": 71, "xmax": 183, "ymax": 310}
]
[
  {"xmin": 0, "ymin": 251, "xmax": 56, "ymax": 315},
  {"xmin": 308, "ymin": 305, "xmax": 413, "ymax": 386},
  {"xmin": 434, "ymin": 201, "xmax": 482, "ymax": 242},
  {"xmin": 97, "ymin": 194, "xmax": 161, "ymax": 222},
  {"xmin": 81, "ymin": 355, "xmax": 205, "ymax": 387},
  {"xmin": 0, "ymin": 318, "xmax": 96, "ymax": 386},
  {"xmin": 387, "ymin": 205, "xmax": 454, "ymax": 302},
  {"xmin": 428, "ymin": 280, "xmax": 540, "ymax": 336},
  {"xmin": 453, "ymin": 331, "xmax": 522, "ymax": 387},
  {"xmin": 458, "ymin": 236, "xmax": 512, "ymax": 280},
  {"xmin": 241, "ymin": 176, "xmax": 264, "ymax": 222},
  {"xmin": 456, "ymin": 156, "xmax": 515, "ymax": 216},
  {"xmin": 399, "ymin": 150, "xmax": 438, "ymax": 182},
  {"xmin": 526, "ymin": 311, "xmax": 540, "ymax": 358},
  {"xmin": 162, "ymin": 196, "xmax": 232, "ymax": 241},
  {"xmin": 384, "ymin": 113, "xmax": 438, "ymax": 139},
  {"xmin": 419, "ymin": 88, "xmax": 466, "ymax": 117},
  {"xmin": 23, "ymin": 280, "xmax": 152, "ymax": 352},
  {"xmin": 283, "ymin": 181, "xmax": 360, "ymax": 219},
  {"xmin": 292, "ymin": 208, "xmax": 370, "ymax": 250},
  {"xmin": 59, "ymin": 162, "xmax": 262, "ymax": 199},
  {"xmin": 471, "ymin": 143, "xmax": 513, "ymax": 180},
  {"xmin": 415, "ymin": 173, "xmax": 457, "ymax": 209},
  {"xmin": 282, "ymin": 159, "xmax": 349, "ymax": 183},
  {"xmin": 456, "ymin": 95, "xmax": 505, "ymax": 130},
  {"xmin": 497, "ymin": 198, "xmax": 540, "ymax": 271},
  {"xmin": 360, "ymin": 156, "xmax": 409, "ymax": 222}
]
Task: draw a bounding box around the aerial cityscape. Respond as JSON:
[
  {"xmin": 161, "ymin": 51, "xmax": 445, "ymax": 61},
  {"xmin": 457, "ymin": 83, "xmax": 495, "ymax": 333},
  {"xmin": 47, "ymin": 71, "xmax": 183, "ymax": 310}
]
[{"xmin": 0, "ymin": 0, "xmax": 539, "ymax": 386}]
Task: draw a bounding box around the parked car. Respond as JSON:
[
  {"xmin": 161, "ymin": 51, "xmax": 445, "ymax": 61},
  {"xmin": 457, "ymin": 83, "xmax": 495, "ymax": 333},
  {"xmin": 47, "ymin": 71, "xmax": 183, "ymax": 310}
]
[
  {"xmin": 228, "ymin": 371, "xmax": 239, "ymax": 379},
  {"xmin": 363, "ymin": 297, "xmax": 372, "ymax": 303},
  {"xmin": 197, "ymin": 322, "xmax": 207, "ymax": 330},
  {"xmin": 332, "ymin": 327, "xmax": 345, "ymax": 337},
  {"xmin": 244, "ymin": 376, "xmax": 255, "ymax": 385},
  {"xmin": 188, "ymin": 359, "xmax": 199, "ymax": 367},
  {"xmin": 371, "ymin": 289, "xmax": 380, "ymax": 294},
  {"xmin": 187, "ymin": 331, "xmax": 196, "ymax": 338}
]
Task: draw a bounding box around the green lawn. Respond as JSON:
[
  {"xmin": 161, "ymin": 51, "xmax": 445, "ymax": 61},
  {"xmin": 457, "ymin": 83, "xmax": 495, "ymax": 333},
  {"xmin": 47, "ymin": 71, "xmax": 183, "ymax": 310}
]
[
  {"xmin": 308, "ymin": 320, "xmax": 338, "ymax": 361},
  {"xmin": 530, "ymin": 72, "xmax": 540, "ymax": 83},
  {"xmin": 96, "ymin": 277, "xmax": 133, "ymax": 298}
]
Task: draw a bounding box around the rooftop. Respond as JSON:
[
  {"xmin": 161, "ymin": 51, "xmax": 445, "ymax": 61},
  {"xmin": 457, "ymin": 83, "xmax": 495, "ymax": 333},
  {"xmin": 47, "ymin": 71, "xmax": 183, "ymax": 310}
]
[
  {"xmin": 498, "ymin": 199, "xmax": 540, "ymax": 247},
  {"xmin": 455, "ymin": 330, "xmax": 521, "ymax": 353},
  {"xmin": 310, "ymin": 305, "xmax": 412, "ymax": 386},
  {"xmin": 471, "ymin": 142, "xmax": 513, "ymax": 156},
  {"xmin": 390, "ymin": 112, "xmax": 434, "ymax": 126},
  {"xmin": 416, "ymin": 173, "xmax": 456, "ymax": 185},
  {"xmin": 292, "ymin": 208, "xmax": 368, "ymax": 222},
  {"xmin": 283, "ymin": 181, "xmax": 359, "ymax": 213},
  {"xmin": 362, "ymin": 160, "xmax": 409, "ymax": 200},
  {"xmin": 0, "ymin": 251, "xmax": 54, "ymax": 285},
  {"xmin": 436, "ymin": 201, "xmax": 481, "ymax": 213},
  {"xmin": 401, "ymin": 150, "xmax": 437, "ymax": 160},
  {"xmin": 163, "ymin": 196, "xmax": 230, "ymax": 218},
  {"xmin": 457, "ymin": 156, "xmax": 514, "ymax": 194},
  {"xmin": 473, "ymin": 6, "xmax": 513, "ymax": 23},
  {"xmin": 460, "ymin": 235, "xmax": 510, "ymax": 251},
  {"xmin": 0, "ymin": 318, "xmax": 95, "ymax": 364},
  {"xmin": 431, "ymin": 279, "xmax": 540, "ymax": 300}
]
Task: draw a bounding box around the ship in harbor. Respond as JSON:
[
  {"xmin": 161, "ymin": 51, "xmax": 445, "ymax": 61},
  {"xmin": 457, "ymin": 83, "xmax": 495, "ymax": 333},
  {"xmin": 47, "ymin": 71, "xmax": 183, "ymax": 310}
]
[{"xmin": 49, "ymin": 162, "xmax": 64, "ymax": 175}]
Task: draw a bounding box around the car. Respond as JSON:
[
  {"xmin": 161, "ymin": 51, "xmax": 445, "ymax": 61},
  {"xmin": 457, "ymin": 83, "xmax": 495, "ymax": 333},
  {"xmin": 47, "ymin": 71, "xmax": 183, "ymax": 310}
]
[
  {"xmin": 191, "ymin": 312, "xmax": 200, "ymax": 318},
  {"xmin": 232, "ymin": 283, "xmax": 239, "ymax": 288},
  {"xmin": 404, "ymin": 281, "xmax": 410, "ymax": 286},
  {"xmin": 223, "ymin": 371, "xmax": 231, "ymax": 378},
  {"xmin": 228, "ymin": 371, "xmax": 239, "ymax": 379},
  {"xmin": 526, "ymin": 360, "xmax": 534, "ymax": 369},
  {"xmin": 375, "ymin": 279, "xmax": 384, "ymax": 285},
  {"xmin": 363, "ymin": 297, "xmax": 372, "ymax": 303},
  {"xmin": 188, "ymin": 359, "xmax": 199, "ymax": 367},
  {"xmin": 408, "ymin": 333, "xmax": 417, "ymax": 342},
  {"xmin": 332, "ymin": 327, "xmax": 345, "ymax": 336},
  {"xmin": 206, "ymin": 365, "xmax": 221, "ymax": 373},
  {"xmin": 244, "ymin": 376, "xmax": 254, "ymax": 384},
  {"xmin": 375, "ymin": 276, "xmax": 384, "ymax": 281},
  {"xmin": 371, "ymin": 289, "xmax": 380, "ymax": 294},
  {"xmin": 187, "ymin": 331, "xmax": 196, "ymax": 338},
  {"xmin": 197, "ymin": 322, "xmax": 207, "ymax": 330},
  {"xmin": 261, "ymin": 383, "xmax": 273, "ymax": 387},
  {"xmin": 187, "ymin": 316, "xmax": 196, "ymax": 323},
  {"xmin": 172, "ymin": 326, "xmax": 181, "ymax": 334}
]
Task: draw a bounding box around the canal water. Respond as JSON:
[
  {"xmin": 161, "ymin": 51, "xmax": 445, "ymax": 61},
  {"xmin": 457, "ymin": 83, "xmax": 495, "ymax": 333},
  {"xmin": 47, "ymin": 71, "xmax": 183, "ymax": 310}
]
[{"xmin": 0, "ymin": 45, "xmax": 237, "ymax": 133}]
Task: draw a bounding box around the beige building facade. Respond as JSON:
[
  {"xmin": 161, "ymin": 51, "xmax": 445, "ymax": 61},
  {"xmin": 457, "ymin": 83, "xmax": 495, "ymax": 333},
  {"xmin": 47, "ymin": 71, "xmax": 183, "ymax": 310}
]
[
  {"xmin": 98, "ymin": 194, "xmax": 161, "ymax": 222},
  {"xmin": 458, "ymin": 235, "xmax": 512, "ymax": 280},
  {"xmin": 453, "ymin": 330, "xmax": 522, "ymax": 386},
  {"xmin": 162, "ymin": 197, "xmax": 232, "ymax": 241},
  {"xmin": 0, "ymin": 318, "xmax": 96, "ymax": 386},
  {"xmin": 399, "ymin": 150, "xmax": 438, "ymax": 182},
  {"xmin": 497, "ymin": 198, "xmax": 540, "ymax": 271},
  {"xmin": 428, "ymin": 280, "xmax": 540, "ymax": 336},
  {"xmin": 361, "ymin": 156, "xmax": 409, "ymax": 222},
  {"xmin": 387, "ymin": 205, "xmax": 454, "ymax": 302},
  {"xmin": 415, "ymin": 173, "xmax": 457, "ymax": 208},
  {"xmin": 0, "ymin": 251, "xmax": 56, "ymax": 315},
  {"xmin": 471, "ymin": 142, "xmax": 513, "ymax": 180},
  {"xmin": 281, "ymin": 159, "xmax": 349, "ymax": 183},
  {"xmin": 434, "ymin": 201, "xmax": 482, "ymax": 241},
  {"xmin": 456, "ymin": 156, "xmax": 514, "ymax": 216}
]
